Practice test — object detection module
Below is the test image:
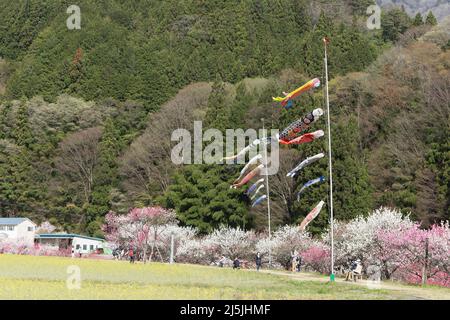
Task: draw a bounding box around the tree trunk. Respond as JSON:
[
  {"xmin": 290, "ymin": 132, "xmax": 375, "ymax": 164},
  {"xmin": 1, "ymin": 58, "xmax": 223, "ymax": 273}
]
[{"xmin": 422, "ymin": 238, "xmax": 429, "ymax": 285}]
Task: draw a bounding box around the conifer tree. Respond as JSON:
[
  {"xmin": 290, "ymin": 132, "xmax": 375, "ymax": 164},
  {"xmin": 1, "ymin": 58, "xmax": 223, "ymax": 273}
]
[
  {"xmin": 413, "ymin": 13, "xmax": 424, "ymax": 26},
  {"xmin": 425, "ymin": 11, "xmax": 437, "ymax": 26}
]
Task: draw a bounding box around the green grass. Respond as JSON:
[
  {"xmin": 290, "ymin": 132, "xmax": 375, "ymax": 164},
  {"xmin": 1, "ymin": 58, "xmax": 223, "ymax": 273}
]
[{"xmin": 0, "ymin": 254, "xmax": 408, "ymax": 299}]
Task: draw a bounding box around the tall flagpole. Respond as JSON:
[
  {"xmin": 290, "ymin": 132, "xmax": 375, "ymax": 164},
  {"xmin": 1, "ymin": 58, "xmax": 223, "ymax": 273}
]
[
  {"xmin": 261, "ymin": 118, "xmax": 272, "ymax": 267},
  {"xmin": 323, "ymin": 38, "xmax": 335, "ymax": 281}
]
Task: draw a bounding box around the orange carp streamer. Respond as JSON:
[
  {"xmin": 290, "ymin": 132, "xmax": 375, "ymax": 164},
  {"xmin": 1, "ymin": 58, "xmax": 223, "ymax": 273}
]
[{"xmin": 273, "ymin": 78, "xmax": 321, "ymax": 108}]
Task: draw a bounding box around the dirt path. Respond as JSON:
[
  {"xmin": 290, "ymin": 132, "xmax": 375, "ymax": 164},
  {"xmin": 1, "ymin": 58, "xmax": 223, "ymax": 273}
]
[{"xmin": 259, "ymin": 270, "xmax": 450, "ymax": 300}]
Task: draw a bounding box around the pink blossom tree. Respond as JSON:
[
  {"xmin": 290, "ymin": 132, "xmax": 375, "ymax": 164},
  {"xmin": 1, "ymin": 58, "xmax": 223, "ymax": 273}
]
[
  {"xmin": 377, "ymin": 222, "xmax": 450, "ymax": 286},
  {"xmin": 301, "ymin": 244, "xmax": 331, "ymax": 274},
  {"xmin": 103, "ymin": 207, "xmax": 177, "ymax": 263}
]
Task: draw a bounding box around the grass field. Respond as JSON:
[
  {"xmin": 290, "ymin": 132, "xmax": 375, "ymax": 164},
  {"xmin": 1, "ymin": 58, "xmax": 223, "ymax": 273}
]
[{"xmin": 0, "ymin": 254, "xmax": 448, "ymax": 300}]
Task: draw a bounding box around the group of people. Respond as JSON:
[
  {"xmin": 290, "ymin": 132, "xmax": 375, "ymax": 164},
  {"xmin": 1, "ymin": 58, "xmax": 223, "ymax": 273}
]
[
  {"xmin": 122, "ymin": 246, "xmax": 364, "ymax": 281},
  {"xmin": 219, "ymin": 252, "xmax": 263, "ymax": 271},
  {"xmin": 222, "ymin": 251, "xmax": 304, "ymax": 272},
  {"xmin": 345, "ymin": 259, "xmax": 362, "ymax": 281},
  {"xmin": 227, "ymin": 251, "xmax": 363, "ymax": 281},
  {"xmin": 112, "ymin": 247, "xmax": 136, "ymax": 263},
  {"xmin": 70, "ymin": 248, "xmax": 83, "ymax": 258}
]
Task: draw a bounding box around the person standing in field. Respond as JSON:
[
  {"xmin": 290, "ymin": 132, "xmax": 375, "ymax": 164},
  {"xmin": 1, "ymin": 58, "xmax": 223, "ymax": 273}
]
[
  {"xmin": 296, "ymin": 255, "xmax": 302, "ymax": 272},
  {"xmin": 129, "ymin": 248, "xmax": 135, "ymax": 264},
  {"xmin": 291, "ymin": 250, "xmax": 299, "ymax": 272},
  {"xmin": 233, "ymin": 257, "xmax": 240, "ymax": 269},
  {"xmin": 255, "ymin": 252, "xmax": 262, "ymax": 271}
]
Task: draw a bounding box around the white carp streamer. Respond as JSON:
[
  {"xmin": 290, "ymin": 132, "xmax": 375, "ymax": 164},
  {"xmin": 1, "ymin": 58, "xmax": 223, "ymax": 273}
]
[{"xmin": 287, "ymin": 153, "xmax": 325, "ymax": 178}]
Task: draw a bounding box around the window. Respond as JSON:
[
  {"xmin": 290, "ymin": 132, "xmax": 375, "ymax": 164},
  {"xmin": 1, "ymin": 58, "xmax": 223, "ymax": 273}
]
[
  {"xmin": 7, "ymin": 225, "xmax": 14, "ymax": 231},
  {"xmin": 0, "ymin": 226, "xmax": 5, "ymax": 231},
  {"xmin": 76, "ymin": 244, "xmax": 80, "ymax": 250},
  {"xmin": 90, "ymin": 245, "xmax": 94, "ymax": 251},
  {"xmin": 27, "ymin": 226, "xmax": 34, "ymax": 232},
  {"xmin": 83, "ymin": 244, "xmax": 87, "ymax": 250}
]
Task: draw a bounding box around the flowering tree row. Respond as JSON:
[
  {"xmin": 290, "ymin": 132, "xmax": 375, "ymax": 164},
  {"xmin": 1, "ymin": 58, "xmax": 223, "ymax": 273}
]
[
  {"xmin": 104, "ymin": 206, "xmax": 448, "ymax": 287},
  {"xmin": 1, "ymin": 207, "xmax": 446, "ymax": 287},
  {"xmin": 0, "ymin": 241, "xmax": 70, "ymax": 256},
  {"xmin": 323, "ymin": 207, "xmax": 449, "ymax": 286}
]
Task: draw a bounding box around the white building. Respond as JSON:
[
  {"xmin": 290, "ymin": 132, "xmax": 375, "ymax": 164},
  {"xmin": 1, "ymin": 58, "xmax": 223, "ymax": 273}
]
[
  {"xmin": 35, "ymin": 233, "xmax": 105, "ymax": 254},
  {"xmin": 0, "ymin": 217, "xmax": 106, "ymax": 254},
  {"xmin": 0, "ymin": 218, "xmax": 36, "ymax": 245}
]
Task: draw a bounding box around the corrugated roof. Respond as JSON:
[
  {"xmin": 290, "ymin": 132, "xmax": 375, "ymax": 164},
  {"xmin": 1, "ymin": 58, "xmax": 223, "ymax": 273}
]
[
  {"xmin": 0, "ymin": 218, "xmax": 33, "ymax": 225},
  {"xmin": 35, "ymin": 233, "xmax": 105, "ymax": 242}
]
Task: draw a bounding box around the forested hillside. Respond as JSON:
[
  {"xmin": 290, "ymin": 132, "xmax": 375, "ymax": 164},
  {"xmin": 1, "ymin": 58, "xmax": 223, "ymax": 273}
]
[
  {"xmin": 0, "ymin": 0, "xmax": 448, "ymax": 236},
  {"xmin": 378, "ymin": 0, "xmax": 450, "ymax": 21}
]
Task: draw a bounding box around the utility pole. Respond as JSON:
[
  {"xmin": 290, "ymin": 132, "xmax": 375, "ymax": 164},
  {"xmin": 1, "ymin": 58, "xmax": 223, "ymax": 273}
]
[
  {"xmin": 261, "ymin": 118, "xmax": 272, "ymax": 267},
  {"xmin": 323, "ymin": 37, "xmax": 335, "ymax": 281}
]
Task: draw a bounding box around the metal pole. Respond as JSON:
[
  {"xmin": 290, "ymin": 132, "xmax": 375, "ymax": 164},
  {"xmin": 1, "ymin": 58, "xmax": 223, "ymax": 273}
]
[
  {"xmin": 169, "ymin": 233, "xmax": 175, "ymax": 264},
  {"xmin": 324, "ymin": 39, "xmax": 335, "ymax": 281},
  {"xmin": 261, "ymin": 118, "xmax": 272, "ymax": 267}
]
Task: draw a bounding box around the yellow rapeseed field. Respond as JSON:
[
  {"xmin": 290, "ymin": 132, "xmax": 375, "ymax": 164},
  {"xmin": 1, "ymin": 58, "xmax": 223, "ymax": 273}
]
[{"xmin": 0, "ymin": 254, "xmax": 411, "ymax": 299}]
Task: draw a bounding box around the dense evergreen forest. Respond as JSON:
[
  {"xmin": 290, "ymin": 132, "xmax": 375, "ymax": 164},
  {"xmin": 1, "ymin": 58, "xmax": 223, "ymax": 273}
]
[{"xmin": 0, "ymin": 0, "xmax": 448, "ymax": 237}]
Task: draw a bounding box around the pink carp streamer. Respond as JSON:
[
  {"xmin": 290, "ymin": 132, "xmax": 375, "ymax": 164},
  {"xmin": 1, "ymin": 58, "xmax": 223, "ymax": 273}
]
[
  {"xmin": 279, "ymin": 108, "xmax": 323, "ymax": 142},
  {"xmin": 231, "ymin": 164, "xmax": 264, "ymax": 189},
  {"xmin": 279, "ymin": 130, "xmax": 324, "ymax": 145},
  {"xmin": 299, "ymin": 200, "xmax": 325, "ymax": 230},
  {"xmin": 233, "ymin": 154, "xmax": 262, "ymax": 183}
]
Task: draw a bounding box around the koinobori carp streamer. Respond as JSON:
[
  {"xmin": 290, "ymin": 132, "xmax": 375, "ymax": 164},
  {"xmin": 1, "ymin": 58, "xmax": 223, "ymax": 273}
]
[
  {"xmin": 250, "ymin": 184, "xmax": 265, "ymax": 200},
  {"xmin": 287, "ymin": 153, "xmax": 325, "ymax": 178},
  {"xmin": 279, "ymin": 130, "xmax": 324, "ymax": 145},
  {"xmin": 297, "ymin": 176, "xmax": 326, "ymax": 201},
  {"xmin": 252, "ymin": 194, "xmax": 267, "ymax": 208},
  {"xmin": 233, "ymin": 154, "xmax": 262, "ymax": 183},
  {"xmin": 246, "ymin": 178, "xmax": 264, "ymax": 196},
  {"xmin": 299, "ymin": 200, "xmax": 325, "ymax": 230},
  {"xmin": 279, "ymin": 108, "xmax": 324, "ymax": 142},
  {"xmin": 273, "ymin": 78, "xmax": 321, "ymax": 109},
  {"xmin": 231, "ymin": 164, "xmax": 264, "ymax": 189},
  {"xmin": 222, "ymin": 139, "xmax": 260, "ymax": 162}
]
